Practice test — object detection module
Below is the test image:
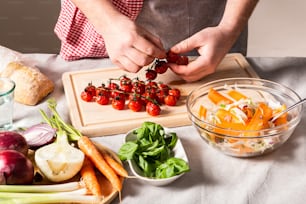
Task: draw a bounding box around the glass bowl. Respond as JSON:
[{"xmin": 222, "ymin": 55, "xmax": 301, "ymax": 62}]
[{"xmin": 186, "ymin": 78, "xmax": 302, "ymax": 157}]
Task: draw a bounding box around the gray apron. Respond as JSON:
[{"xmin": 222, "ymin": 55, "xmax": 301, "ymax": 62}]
[{"xmin": 136, "ymin": 0, "xmax": 247, "ymax": 55}]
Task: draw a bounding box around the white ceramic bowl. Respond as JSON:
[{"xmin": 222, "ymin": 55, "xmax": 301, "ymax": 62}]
[{"xmin": 125, "ymin": 128, "xmax": 189, "ymax": 186}]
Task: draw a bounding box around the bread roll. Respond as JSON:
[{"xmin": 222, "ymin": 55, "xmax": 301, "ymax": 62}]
[{"xmin": 0, "ymin": 62, "xmax": 54, "ymax": 105}]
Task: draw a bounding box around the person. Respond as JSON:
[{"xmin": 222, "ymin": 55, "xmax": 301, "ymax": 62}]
[{"xmin": 55, "ymin": 0, "xmax": 258, "ymax": 82}]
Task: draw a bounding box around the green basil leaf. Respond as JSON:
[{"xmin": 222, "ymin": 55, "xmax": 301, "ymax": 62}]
[
  {"xmin": 159, "ymin": 146, "xmax": 170, "ymax": 162},
  {"xmin": 118, "ymin": 141, "xmax": 138, "ymax": 161},
  {"xmin": 165, "ymin": 132, "xmax": 178, "ymax": 150},
  {"xmin": 138, "ymin": 155, "xmax": 155, "ymax": 177},
  {"xmin": 142, "ymin": 145, "xmax": 165, "ymax": 157},
  {"xmin": 155, "ymin": 157, "xmax": 190, "ymax": 178}
]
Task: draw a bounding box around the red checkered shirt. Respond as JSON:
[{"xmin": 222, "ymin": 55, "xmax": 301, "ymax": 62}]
[{"xmin": 54, "ymin": 0, "xmax": 143, "ymax": 61}]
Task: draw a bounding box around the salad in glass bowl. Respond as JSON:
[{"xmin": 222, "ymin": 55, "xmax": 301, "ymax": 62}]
[{"xmin": 186, "ymin": 78, "xmax": 302, "ymax": 157}]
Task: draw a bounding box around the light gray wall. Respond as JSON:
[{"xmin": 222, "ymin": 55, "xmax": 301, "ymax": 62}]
[
  {"xmin": 0, "ymin": 0, "xmax": 305, "ymax": 57},
  {"xmin": 248, "ymin": 0, "xmax": 306, "ymax": 57}
]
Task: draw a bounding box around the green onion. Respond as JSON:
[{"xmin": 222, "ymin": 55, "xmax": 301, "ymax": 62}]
[
  {"xmin": 0, "ymin": 192, "xmax": 102, "ymax": 204},
  {"xmin": 0, "ymin": 181, "xmax": 83, "ymax": 193},
  {"xmin": 0, "ymin": 181, "xmax": 104, "ymax": 204}
]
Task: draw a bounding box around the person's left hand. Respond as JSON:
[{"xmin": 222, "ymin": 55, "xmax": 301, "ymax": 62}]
[{"xmin": 168, "ymin": 26, "xmax": 237, "ymax": 82}]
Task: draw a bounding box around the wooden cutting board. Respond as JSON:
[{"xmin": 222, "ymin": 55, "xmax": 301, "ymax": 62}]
[{"xmin": 62, "ymin": 53, "xmax": 259, "ymax": 137}]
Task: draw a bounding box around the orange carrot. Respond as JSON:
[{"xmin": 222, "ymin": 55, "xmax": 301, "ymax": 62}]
[
  {"xmin": 198, "ymin": 105, "xmax": 207, "ymax": 119},
  {"xmin": 80, "ymin": 156, "xmax": 102, "ymax": 196},
  {"xmin": 102, "ymin": 150, "xmax": 128, "ymax": 178},
  {"xmin": 273, "ymin": 104, "xmax": 288, "ymax": 126},
  {"xmin": 227, "ymin": 89, "xmax": 247, "ymax": 101},
  {"xmin": 245, "ymin": 102, "xmax": 272, "ymax": 135},
  {"xmin": 213, "ymin": 109, "xmax": 245, "ymax": 143},
  {"xmin": 208, "ymin": 88, "xmax": 233, "ymax": 105},
  {"xmin": 78, "ymin": 136, "xmax": 122, "ymax": 192}
]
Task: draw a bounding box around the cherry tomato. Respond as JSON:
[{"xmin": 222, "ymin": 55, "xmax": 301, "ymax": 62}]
[
  {"xmin": 154, "ymin": 60, "xmax": 168, "ymax": 74},
  {"xmin": 96, "ymin": 95, "xmax": 109, "ymax": 105},
  {"xmin": 146, "ymin": 101, "xmax": 161, "ymax": 116},
  {"xmin": 84, "ymin": 82, "xmax": 96, "ymax": 96},
  {"xmin": 176, "ymin": 55, "xmax": 189, "ymax": 65},
  {"xmin": 108, "ymin": 81, "xmax": 119, "ymax": 90},
  {"xmin": 131, "ymin": 80, "xmax": 146, "ymax": 95},
  {"xmin": 108, "ymin": 81, "xmax": 119, "ymax": 98},
  {"xmin": 168, "ymin": 88, "xmax": 181, "ymax": 100},
  {"xmin": 120, "ymin": 75, "xmax": 132, "ymax": 93},
  {"xmin": 112, "ymin": 91, "xmax": 125, "ymax": 101},
  {"xmin": 146, "ymin": 81, "xmax": 158, "ymax": 89},
  {"xmin": 158, "ymin": 83, "xmax": 170, "ymax": 94},
  {"xmin": 166, "ymin": 51, "xmax": 180, "ymax": 63},
  {"xmin": 128, "ymin": 98, "xmax": 143, "ymax": 112},
  {"xmin": 156, "ymin": 89, "xmax": 167, "ymax": 104},
  {"xmin": 164, "ymin": 95, "xmax": 177, "ymax": 106},
  {"xmin": 166, "ymin": 51, "xmax": 189, "ymax": 65},
  {"xmin": 81, "ymin": 91, "xmax": 94, "ymax": 102},
  {"xmin": 145, "ymin": 69, "xmax": 157, "ymax": 80},
  {"xmin": 96, "ymin": 89, "xmax": 110, "ymax": 105},
  {"xmin": 112, "ymin": 97, "xmax": 125, "ymax": 110},
  {"xmin": 95, "ymin": 84, "xmax": 109, "ymax": 97},
  {"xmin": 142, "ymin": 91, "xmax": 157, "ymax": 104}
]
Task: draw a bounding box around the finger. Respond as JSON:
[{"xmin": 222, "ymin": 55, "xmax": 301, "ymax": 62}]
[
  {"xmin": 125, "ymin": 47, "xmax": 155, "ymax": 67},
  {"xmin": 169, "ymin": 57, "xmax": 215, "ymax": 82},
  {"xmin": 133, "ymin": 34, "xmax": 166, "ymax": 59},
  {"xmin": 113, "ymin": 55, "xmax": 142, "ymax": 73},
  {"xmin": 171, "ymin": 33, "xmax": 205, "ymax": 54}
]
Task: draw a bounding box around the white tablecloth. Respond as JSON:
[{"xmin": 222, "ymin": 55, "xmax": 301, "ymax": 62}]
[{"xmin": 10, "ymin": 53, "xmax": 306, "ymax": 204}]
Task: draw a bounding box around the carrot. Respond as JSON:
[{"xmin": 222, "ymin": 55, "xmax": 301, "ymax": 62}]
[
  {"xmin": 80, "ymin": 156, "xmax": 102, "ymax": 196},
  {"xmin": 245, "ymin": 102, "xmax": 272, "ymax": 136},
  {"xmin": 273, "ymin": 104, "xmax": 288, "ymax": 126},
  {"xmin": 227, "ymin": 89, "xmax": 247, "ymax": 101},
  {"xmin": 215, "ymin": 109, "xmax": 245, "ymax": 128},
  {"xmin": 77, "ymin": 136, "xmax": 122, "ymax": 192},
  {"xmin": 232, "ymin": 144, "xmax": 254, "ymax": 155},
  {"xmin": 208, "ymin": 88, "xmax": 233, "ymax": 105},
  {"xmin": 213, "ymin": 109, "xmax": 245, "ymax": 143},
  {"xmin": 198, "ymin": 105, "xmax": 207, "ymax": 119},
  {"xmin": 102, "ymin": 150, "xmax": 128, "ymax": 178}
]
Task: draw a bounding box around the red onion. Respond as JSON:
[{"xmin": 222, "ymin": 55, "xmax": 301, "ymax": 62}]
[
  {"xmin": 0, "ymin": 131, "xmax": 28, "ymax": 156},
  {"xmin": 0, "ymin": 150, "xmax": 34, "ymax": 185},
  {"xmin": 22, "ymin": 123, "xmax": 56, "ymax": 149}
]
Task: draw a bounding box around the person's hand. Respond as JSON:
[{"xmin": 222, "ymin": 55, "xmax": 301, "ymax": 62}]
[
  {"xmin": 102, "ymin": 15, "xmax": 166, "ymax": 73},
  {"xmin": 168, "ymin": 26, "xmax": 237, "ymax": 82}
]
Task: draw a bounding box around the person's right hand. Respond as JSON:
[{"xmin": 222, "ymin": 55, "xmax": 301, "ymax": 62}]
[{"xmin": 101, "ymin": 15, "xmax": 166, "ymax": 73}]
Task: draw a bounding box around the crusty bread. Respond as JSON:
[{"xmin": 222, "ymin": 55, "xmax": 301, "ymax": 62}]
[{"xmin": 0, "ymin": 61, "xmax": 54, "ymax": 105}]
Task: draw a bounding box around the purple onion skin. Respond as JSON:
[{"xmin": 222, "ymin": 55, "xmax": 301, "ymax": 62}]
[
  {"xmin": 0, "ymin": 131, "xmax": 29, "ymax": 156},
  {"xmin": 0, "ymin": 150, "xmax": 34, "ymax": 185},
  {"xmin": 22, "ymin": 123, "xmax": 56, "ymax": 150}
]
